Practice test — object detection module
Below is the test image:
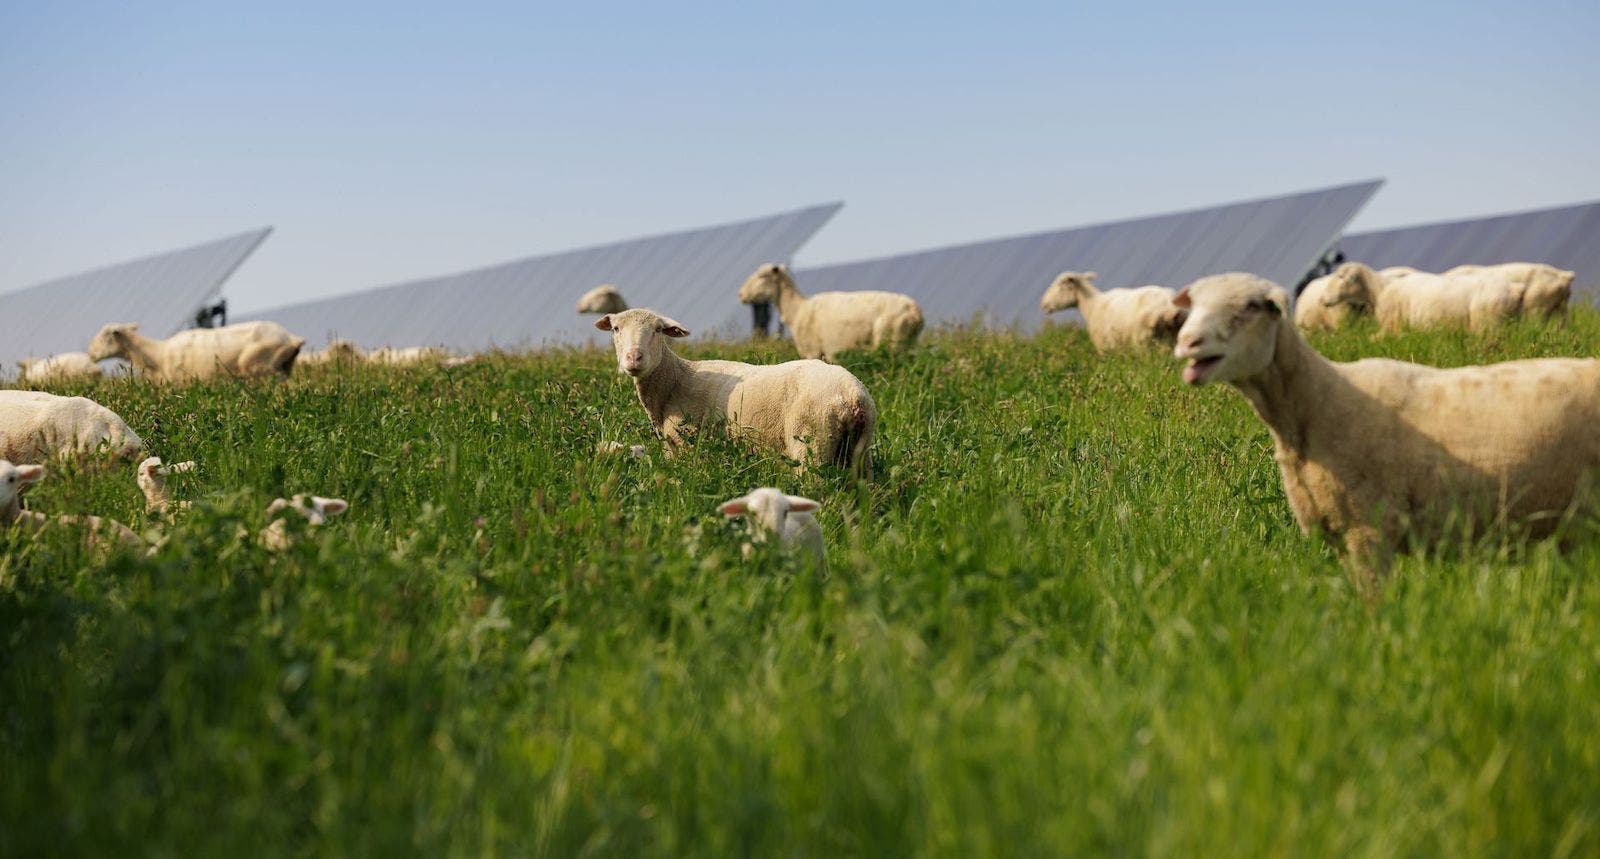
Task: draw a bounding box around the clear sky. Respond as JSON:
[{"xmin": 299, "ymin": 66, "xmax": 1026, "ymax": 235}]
[{"xmin": 2, "ymin": 1, "xmax": 1597, "ymax": 313}]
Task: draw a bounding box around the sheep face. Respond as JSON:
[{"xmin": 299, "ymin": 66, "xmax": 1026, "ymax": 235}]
[
  {"xmin": 1173, "ymin": 274, "xmax": 1287, "ymax": 386},
  {"xmin": 719, "ymin": 487, "xmax": 819, "ymax": 542},
  {"xmin": 594, "ymin": 309, "xmax": 689, "ymax": 378},
  {"xmin": 87, "ymin": 323, "xmax": 139, "ymax": 361},
  {"xmin": 0, "ymin": 460, "xmax": 45, "ymax": 509},
  {"xmin": 267, "ymin": 494, "xmax": 350, "ymax": 526},
  {"xmin": 1322, "ymin": 263, "xmax": 1377, "ymax": 311},
  {"xmin": 737, "ymin": 264, "xmax": 787, "ymax": 305},
  {"xmin": 1040, "ymin": 272, "xmax": 1095, "ymax": 314}
]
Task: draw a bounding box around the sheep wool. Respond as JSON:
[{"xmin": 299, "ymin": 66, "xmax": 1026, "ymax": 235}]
[{"xmin": 0, "ymin": 390, "xmax": 143, "ymax": 465}]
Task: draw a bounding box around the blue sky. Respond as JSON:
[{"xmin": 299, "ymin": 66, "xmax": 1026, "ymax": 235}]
[{"xmin": 2, "ymin": 1, "xmax": 1596, "ymax": 312}]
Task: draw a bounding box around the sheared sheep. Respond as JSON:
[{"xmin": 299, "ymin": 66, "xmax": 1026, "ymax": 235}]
[
  {"xmin": 595, "ymin": 308, "xmax": 876, "ymax": 474},
  {"xmin": 577, "ymin": 284, "xmax": 628, "ymax": 314},
  {"xmin": 718, "ymin": 487, "xmax": 826, "ymax": 569},
  {"xmin": 1321, "ymin": 262, "xmax": 1519, "ymax": 333},
  {"xmin": 737, "ymin": 263, "xmax": 923, "ymax": 362},
  {"xmin": 17, "ymin": 352, "xmax": 103, "ymax": 384},
  {"xmin": 1173, "ymin": 271, "xmax": 1600, "ymax": 585},
  {"xmin": 0, "ymin": 390, "xmax": 143, "ymax": 465},
  {"xmin": 87, "ymin": 320, "xmax": 306, "ymax": 382},
  {"xmin": 260, "ymin": 494, "xmax": 349, "ymax": 551},
  {"xmin": 1040, "ymin": 271, "xmax": 1187, "ymax": 352},
  {"xmin": 1445, "ymin": 262, "xmax": 1575, "ymax": 319},
  {"xmin": 0, "ymin": 460, "xmax": 144, "ymax": 551},
  {"xmin": 1293, "ymin": 272, "xmax": 1361, "ymax": 332}
]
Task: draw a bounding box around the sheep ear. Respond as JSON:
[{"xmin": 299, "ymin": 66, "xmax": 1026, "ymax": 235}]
[
  {"xmin": 719, "ymin": 497, "xmax": 750, "ymax": 516},
  {"xmin": 660, "ymin": 318, "xmax": 690, "ymax": 338},
  {"xmin": 16, "ymin": 464, "xmax": 44, "ymax": 484},
  {"xmin": 594, "ymin": 315, "xmax": 615, "ymax": 332},
  {"xmin": 1173, "ymin": 287, "xmax": 1192, "ymax": 309},
  {"xmin": 1265, "ymin": 287, "xmax": 1288, "ymax": 317},
  {"xmin": 315, "ymin": 497, "xmax": 349, "ymax": 517},
  {"xmin": 785, "ymin": 495, "xmax": 819, "ymax": 513},
  {"xmin": 1083, "ymin": 272, "xmax": 1098, "ymax": 282}
]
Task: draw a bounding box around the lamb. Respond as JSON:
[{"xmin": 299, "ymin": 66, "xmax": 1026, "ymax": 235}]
[
  {"xmin": 1321, "ymin": 262, "xmax": 1520, "ymax": 333},
  {"xmin": 1172, "ymin": 272, "xmax": 1600, "ymax": 585},
  {"xmin": 0, "ymin": 390, "xmax": 143, "ymax": 465},
  {"xmin": 1444, "ymin": 262, "xmax": 1575, "ymax": 319},
  {"xmin": 718, "ymin": 487, "xmax": 826, "ymax": 570},
  {"xmin": 137, "ymin": 456, "xmax": 197, "ymax": 516},
  {"xmin": 87, "ymin": 320, "xmax": 306, "ymax": 382},
  {"xmin": 595, "ymin": 309, "xmax": 877, "ymax": 474},
  {"xmin": 17, "ymin": 352, "xmax": 103, "ymax": 384},
  {"xmin": 260, "ymin": 494, "xmax": 350, "ymax": 551},
  {"xmin": 737, "ymin": 263, "xmax": 923, "ymax": 362},
  {"xmin": 1293, "ymin": 272, "xmax": 1362, "ymax": 332},
  {"xmin": 0, "ymin": 460, "xmax": 144, "ymax": 551},
  {"xmin": 577, "ymin": 284, "xmax": 628, "ymax": 314},
  {"xmin": 1039, "ymin": 271, "xmax": 1187, "ymax": 352}
]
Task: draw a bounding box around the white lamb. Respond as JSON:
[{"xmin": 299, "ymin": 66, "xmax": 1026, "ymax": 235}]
[
  {"xmin": 1293, "ymin": 272, "xmax": 1362, "ymax": 332},
  {"xmin": 718, "ymin": 487, "xmax": 826, "ymax": 570},
  {"xmin": 137, "ymin": 456, "xmax": 197, "ymax": 516},
  {"xmin": 1039, "ymin": 272, "xmax": 1187, "ymax": 352},
  {"xmin": 737, "ymin": 263, "xmax": 923, "ymax": 362},
  {"xmin": 0, "ymin": 460, "xmax": 144, "ymax": 551},
  {"xmin": 260, "ymin": 494, "xmax": 350, "ymax": 551},
  {"xmin": 1321, "ymin": 262, "xmax": 1520, "ymax": 333},
  {"xmin": 87, "ymin": 320, "xmax": 306, "ymax": 382},
  {"xmin": 577, "ymin": 284, "xmax": 628, "ymax": 314},
  {"xmin": 1173, "ymin": 272, "xmax": 1600, "ymax": 585},
  {"xmin": 0, "ymin": 390, "xmax": 143, "ymax": 465},
  {"xmin": 595, "ymin": 309, "xmax": 877, "ymax": 474},
  {"xmin": 17, "ymin": 352, "xmax": 103, "ymax": 384},
  {"xmin": 1444, "ymin": 262, "xmax": 1575, "ymax": 319}
]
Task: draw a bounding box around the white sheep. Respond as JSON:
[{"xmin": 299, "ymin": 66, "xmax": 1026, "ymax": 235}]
[
  {"xmin": 296, "ymin": 339, "xmax": 363, "ymax": 367},
  {"xmin": 1173, "ymin": 271, "xmax": 1600, "ymax": 585},
  {"xmin": 1040, "ymin": 272, "xmax": 1187, "ymax": 352},
  {"xmin": 0, "ymin": 390, "xmax": 143, "ymax": 465},
  {"xmin": 0, "ymin": 459, "xmax": 144, "ymax": 551},
  {"xmin": 1293, "ymin": 272, "xmax": 1362, "ymax": 332},
  {"xmin": 1444, "ymin": 262, "xmax": 1575, "ymax": 319},
  {"xmin": 1321, "ymin": 262, "xmax": 1519, "ymax": 333},
  {"xmin": 718, "ymin": 487, "xmax": 826, "ymax": 570},
  {"xmin": 595, "ymin": 309, "xmax": 877, "ymax": 474},
  {"xmin": 595, "ymin": 440, "xmax": 648, "ymax": 459},
  {"xmin": 87, "ymin": 320, "xmax": 307, "ymax": 382},
  {"xmin": 1378, "ymin": 265, "xmax": 1420, "ymax": 281},
  {"xmin": 577, "ymin": 284, "xmax": 628, "ymax": 314},
  {"xmin": 260, "ymin": 494, "xmax": 350, "ymax": 551},
  {"xmin": 365, "ymin": 346, "xmax": 448, "ymax": 367},
  {"xmin": 137, "ymin": 456, "xmax": 197, "ymax": 516},
  {"xmin": 737, "ymin": 263, "xmax": 923, "ymax": 362},
  {"xmin": 17, "ymin": 352, "xmax": 103, "ymax": 384}
]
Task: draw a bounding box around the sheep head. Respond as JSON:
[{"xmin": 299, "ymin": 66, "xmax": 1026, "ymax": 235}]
[
  {"xmin": 719, "ymin": 487, "xmax": 819, "ymax": 542},
  {"xmin": 1040, "ymin": 271, "xmax": 1096, "ymax": 314},
  {"xmin": 737, "ymin": 263, "xmax": 789, "ymax": 305},
  {"xmin": 0, "ymin": 460, "xmax": 45, "ymax": 509},
  {"xmin": 1172, "ymin": 273, "xmax": 1287, "ymax": 387},
  {"xmin": 595, "ymin": 308, "xmax": 689, "ymax": 378},
  {"xmin": 266, "ymin": 494, "xmax": 350, "ymax": 526},
  {"xmin": 577, "ymin": 284, "xmax": 627, "ymax": 314},
  {"xmin": 1321, "ymin": 262, "xmax": 1380, "ymax": 310},
  {"xmin": 87, "ymin": 323, "xmax": 140, "ymax": 361}
]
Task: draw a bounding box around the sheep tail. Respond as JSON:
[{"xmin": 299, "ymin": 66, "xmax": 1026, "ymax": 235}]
[{"xmin": 831, "ymin": 397, "xmax": 875, "ymax": 477}]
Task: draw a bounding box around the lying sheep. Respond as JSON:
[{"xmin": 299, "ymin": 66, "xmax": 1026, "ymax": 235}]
[
  {"xmin": 1321, "ymin": 262, "xmax": 1519, "ymax": 333},
  {"xmin": 1040, "ymin": 272, "xmax": 1187, "ymax": 352},
  {"xmin": 577, "ymin": 284, "xmax": 628, "ymax": 314},
  {"xmin": 1293, "ymin": 272, "xmax": 1361, "ymax": 332},
  {"xmin": 365, "ymin": 346, "xmax": 448, "ymax": 367},
  {"xmin": 595, "ymin": 309, "xmax": 876, "ymax": 474},
  {"xmin": 260, "ymin": 494, "xmax": 350, "ymax": 551},
  {"xmin": 18, "ymin": 352, "xmax": 103, "ymax": 384},
  {"xmin": 718, "ymin": 487, "xmax": 826, "ymax": 570},
  {"xmin": 0, "ymin": 390, "xmax": 143, "ymax": 465},
  {"xmin": 87, "ymin": 320, "xmax": 306, "ymax": 382},
  {"xmin": 0, "ymin": 460, "xmax": 144, "ymax": 551},
  {"xmin": 1173, "ymin": 272, "xmax": 1600, "ymax": 585},
  {"xmin": 737, "ymin": 263, "xmax": 923, "ymax": 362},
  {"xmin": 297, "ymin": 339, "xmax": 363, "ymax": 367},
  {"xmin": 1445, "ymin": 262, "xmax": 1575, "ymax": 319}
]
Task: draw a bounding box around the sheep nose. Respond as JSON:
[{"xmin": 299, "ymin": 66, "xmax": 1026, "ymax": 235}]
[{"xmin": 1176, "ymin": 333, "xmax": 1206, "ymax": 355}]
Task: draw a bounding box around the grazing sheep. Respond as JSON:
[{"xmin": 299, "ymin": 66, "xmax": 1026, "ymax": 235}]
[
  {"xmin": 17, "ymin": 352, "xmax": 103, "ymax": 384},
  {"xmin": 0, "ymin": 460, "xmax": 143, "ymax": 551},
  {"xmin": 1293, "ymin": 272, "xmax": 1362, "ymax": 332},
  {"xmin": 1322, "ymin": 262, "xmax": 1519, "ymax": 333},
  {"xmin": 260, "ymin": 494, "xmax": 349, "ymax": 551},
  {"xmin": 1173, "ymin": 272, "xmax": 1600, "ymax": 584},
  {"xmin": 718, "ymin": 487, "xmax": 826, "ymax": 570},
  {"xmin": 1445, "ymin": 262, "xmax": 1575, "ymax": 319},
  {"xmin": 595, "ymin": 309, "xmax": 877, "ymax": 474},
  {"xmin": 1040, "ymin": 271, "xmax": 1187, "ymax": 352},
  {"xmin": 0, "ymin": 390, "xmax": 143, "ymax": 465},
  {"xmin": 137, "ymin": 456, "xmax": 196, "ymax": 516},
  {"xmin": 577, "ymin": 284, "xmax": 628, "ymax": 314},
  {"xmin": 737, "ymin": 263, "xmax": 923, "ymax": 362},
  {"xmin": 87, "ymin": 320, "xmax": 306, "ymax": 382}
]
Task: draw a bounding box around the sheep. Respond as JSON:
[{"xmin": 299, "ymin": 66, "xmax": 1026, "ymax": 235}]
[
  {"xmin": 17, "ymin": 352, "xmax": 103, "ymax": 384},
  {"xmin": 1293, "ymin": 272, "xmax": 1362, "ymax": 332},
  {"xmin": 737, "ymin": 263, "xmax": 923, "ymax": 362},
  {"xmin": 260, "ymin": 494, "xmax": 349, "ymax": 551},
  {"xmin": 0, "ymin": 460, "xmax": 144, "ymax": 551},
  {"xmin": 1444, "ymin": 262, "xmax": 1575, "ymax": 319},
  {"xmin": 1321, "ymin": 262, "xmax": 1520, "ymax": 333},
  {"xmin": 577, "ymin": 284, "xmax": 628, "ymax": 314},
  {"xmin": 1172, "ymin": 271, "xmax": 1600, "ymax": 586},
  {"xmin": 595, "ymin": 308, "xmax": 876, "ymax": 474},
  {"xmin": 595, "ymin": 440, "xmax": 648, "ymax": 459},
  {"xmin": 87, "ymin": 320, "xmax": 306, "ymax": 382},
  {"xmin": 0, "ymin": 390, "xmax": 143, "ymax": 465},
  {"xmin": 137, "ymin": 456, "xmax": 196, "ymax": 516},
  {"xmin": 365, "ymin": 346, "xmax": 448, "ymax": 367},
  {"xmin": 1378, "ymin": 265, "xmax": 1420, "ymax": 281},
  {"xmin": 297, "ymin": 339, "xmax": 363, "ymax": 367},
  {"xmin": 718, "ymin": 487, "xmax": 826, "ymax": 570},
  {"xmin": 1039, "ymin": 271, "xmax": 1187, "ymax": 352}
]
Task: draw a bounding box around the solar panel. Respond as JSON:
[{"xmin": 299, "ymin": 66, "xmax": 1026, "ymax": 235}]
[
  {"xmin": 254, "ymin": 203, "xmax": 844, "ymax": 352},
  {"xmin": 0, "ymin": 228, "xmax": 272, "ymax": 370},
  {"xmin": 785, "ymin": 181, "xmax": 1383, "ymax": 332},
  {"xmin": 1339, "ymin": 200, "xmax": 1600, "ymax": 302}
]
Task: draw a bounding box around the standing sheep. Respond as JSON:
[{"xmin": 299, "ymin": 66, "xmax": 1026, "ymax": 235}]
[
  {"xmin": 737, "ymin": 263, "xmax": 923, "ymax": 362},
  {"xmin": 1445, "ymin": 262, "xmax": 1575, "ymax": 319},
  {"xmin": 718, "ymin": 487, "xmax": 826, "ymax": 570},
  {"xmin": 0, "ymin": 390, "xmax": 143, "ymax": 465},
  {"xmin": 18, "ymin": 352, "xmax": 103, "ymax": 384},
  {"xmin": 1040, "ymin": 272, "xmax": 1187, "ymax": 352},
  {"xmin": 1173, "ymin": 272, "xmax": 1600, "ymax": 584},
  {"xmin": 577, "ymin": 284, "xmax": 628, "ymax": 314},
  {"xmin": 87, "ymin": 320, "xmax": 306, "ymax": 382},
  {"xmin": 595, "ymin": 309, "xmax": 876, "ymax": 474},
  {"xmin": 1321, "ymin": 262, "xmax": 1520, "ymax": 333}
]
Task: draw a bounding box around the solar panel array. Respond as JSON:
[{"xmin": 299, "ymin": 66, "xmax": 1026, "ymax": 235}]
[
  {"xmin": 790, "ymin": 181, "xmax": 1383, "ymax": 331},
  {"xmin": 256, "ymin": 203, "xmax": 843, "ymax": 352},
  {"xmin": 0, "ymin": 228, "xmax": 272, "ymax": 370},
  {"xmin": 1339, "ymin": 200, "xmax": 1600, "ymax": 302}
]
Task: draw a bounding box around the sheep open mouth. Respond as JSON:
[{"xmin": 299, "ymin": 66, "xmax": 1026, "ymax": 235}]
[{"xmin": 1184, "ymin": 355, "xmax": 1223, "ymax": 385}]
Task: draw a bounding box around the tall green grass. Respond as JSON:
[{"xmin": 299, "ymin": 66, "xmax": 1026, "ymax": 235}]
[{"xmin": 2, "ymin": 313, "xmax": 1598, "ymax": 857}]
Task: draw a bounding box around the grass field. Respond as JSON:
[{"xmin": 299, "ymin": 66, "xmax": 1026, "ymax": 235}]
[{"xmin": 3, "ymin": 313, "xmax": 1599, "ymax": 857}]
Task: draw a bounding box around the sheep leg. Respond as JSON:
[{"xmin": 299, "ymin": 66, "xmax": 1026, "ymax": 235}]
[{"xmin": 1342, "ymin": 525, "xmax": 1391, "ymax": 601}]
